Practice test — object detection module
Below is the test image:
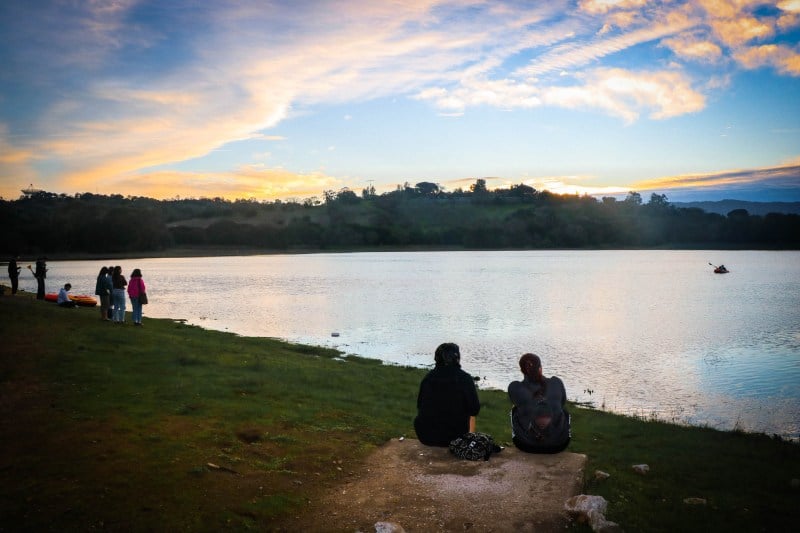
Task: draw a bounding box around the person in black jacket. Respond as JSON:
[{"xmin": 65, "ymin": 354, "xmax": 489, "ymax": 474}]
[
  {"xmin": 7, "ymin": 255, "xmax": 21, "ymax": 294},
  {"xmin": 414, "ymin": 342, "xmax": 480, "ymax": 446},
  {"xmin": 33, "ymin": 257, "xmax": 47, "ymax": 300}
]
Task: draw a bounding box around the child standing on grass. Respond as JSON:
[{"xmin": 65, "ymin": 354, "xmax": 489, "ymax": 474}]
[{"xmin": 127, "ymin": 268, "xmax": 147, "ymax": 326}]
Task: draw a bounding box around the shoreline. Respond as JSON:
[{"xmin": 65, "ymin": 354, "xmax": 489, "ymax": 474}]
[
  {"xmin": 4, "ymin": 243, "xmax": 797, "ymax": 263},
  {"xmin": 3, "ymin": 282, "xmax": 796, "ymax": 442}
]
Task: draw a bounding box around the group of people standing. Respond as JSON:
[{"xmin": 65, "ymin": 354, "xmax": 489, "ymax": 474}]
[
  {"xmin": 414, "ymin": 343, "xmax": 571, "ymax": 454},
  {"xmin": 6, "ymin": 256, "xmax": 47, "ymax": 299},
  {"xmin": 6, "ymin": 257, "xmax": 149, "ymax": 326},
  {"xmin": 95, "ymin": 266, "xmax": 147, "ymax": 325}
]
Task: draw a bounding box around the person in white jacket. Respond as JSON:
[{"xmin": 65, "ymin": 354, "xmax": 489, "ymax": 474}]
[{"xmin": 57, "ymin": 283, "xmax": 76, "ymax": 308}]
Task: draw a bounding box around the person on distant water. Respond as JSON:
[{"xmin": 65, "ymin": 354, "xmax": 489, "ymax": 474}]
[
  {"xmin": 111, "ymin": 265, "xmax": 127, "ymax": 323},
  {"xmin": 7, "ymin": 255, "xmax": 21, "ymax": 294},
  {"xmin": 32, "ymin": 257, "xmax": 47, "ymax": 299},
  {"xmin": 95, "ymin": 266, "xmax": 112, "ymax": 321},
  {"xmin": 508, "ymin": 353, "xmax": 571, "ymax": 454},
  {"xmin": 127, "ymin": 268, "xmax": 147, "ymax": 326},
  {"xmin": 57, "ymin": 283, "xmax": 76, "ymax": 308},
  {"xmin": 414, "ymin": 342, "xmax": 481, "ymax": 446}
]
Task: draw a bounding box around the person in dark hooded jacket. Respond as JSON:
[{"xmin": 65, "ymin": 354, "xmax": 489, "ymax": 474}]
[
  {"xmin": 33, "ymin": 257, "xmax": 47, "ymax": 300},
  {"xmin": 414, "ymin": 342, "xmax": 480, "ymax": 446},
  {"xmin": 7, "ymin": 256, "xmax": 21, "ymax": 295},
  {"xmin": 508, "ymin": 353, "xmax": 571, "ymax": 454}
]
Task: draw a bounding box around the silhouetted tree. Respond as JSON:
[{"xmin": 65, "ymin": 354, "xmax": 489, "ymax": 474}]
[
  {"xmin": 336, "ymin": 188, "xmax": 359, "ymax": 204},
  {"xmin": 648, "ymin": 193, "xmax": 669, "ymax": 207},
  {"xmin": 415, "ymin": 182, "xmax": 440, "ymax": 197},
  {"xmin": 470, "ymin": 179, "xmax": 488, "ymax": 194},
  {"xmin": 624, "ymin": 191, "xmax": 642, "ymax": 205}
]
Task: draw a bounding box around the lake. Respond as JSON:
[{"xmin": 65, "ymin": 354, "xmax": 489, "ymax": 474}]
[{"xmin": 18, "ymin": 250, "xmax": 800, "ymax": 439}]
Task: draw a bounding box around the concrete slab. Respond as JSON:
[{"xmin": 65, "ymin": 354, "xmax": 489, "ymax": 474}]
[{"xmin": 298, "ymin": 438, "xmax": 587, "ymax": 532}]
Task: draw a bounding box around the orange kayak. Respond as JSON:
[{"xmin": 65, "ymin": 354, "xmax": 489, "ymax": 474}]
[{"xmin": 44, "ymin": 293, "xmax": 98, "ymax": 306}]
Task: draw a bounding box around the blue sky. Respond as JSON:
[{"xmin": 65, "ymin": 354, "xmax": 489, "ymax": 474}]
[{"xmin": 1, "ymin": 0, "xmax": 799, "ymax": 203}]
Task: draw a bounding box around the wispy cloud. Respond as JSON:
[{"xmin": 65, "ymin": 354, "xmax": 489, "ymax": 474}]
[
  {"xmin": 631, "ymin": 163, "xmax": 800, "ymax": 192},
  {"xmin": 515, "ymin": 11, "xmax": 696, "ymax": 78},
  {"xmin": 414, "ymin": 78, "xmax": 542, "ymax": 112},
  {"xmin": 0, "ymin": 0, "xmax": 798, "ymax": 200},
  {"xmin": 418, "ymin": 65, "xmax": 705, "ymax": 122},
  {"xmin": 542, "ymin": 67, "xmax": 705, "ymax": 122},
  {"xmin": 2, "ymin": 1, "xmax": 573, "ymax": 197}
]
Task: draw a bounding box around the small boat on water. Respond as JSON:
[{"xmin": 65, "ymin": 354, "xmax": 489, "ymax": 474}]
[
  {"xmin": 44, "ymin": 293, "xmax": 98, "ymax": 306},
  {"xmin": 713, "ymin": 265, "xmax": 729, "ymax": 274}
]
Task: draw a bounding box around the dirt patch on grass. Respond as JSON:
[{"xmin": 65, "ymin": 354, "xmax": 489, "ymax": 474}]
[{"xmin": 282, "ymin": 438, "xmax": 587, "ymax": 532}]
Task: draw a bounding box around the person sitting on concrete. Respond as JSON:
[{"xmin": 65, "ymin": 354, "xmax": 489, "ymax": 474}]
[
  {"xmin": 414, "ymin": 342, "xmax": 480, "ymax": 446},
  {"xmin": 508, "ymin": 353, "xmax": 571, "ymax": 454},
  {"xmin": 57, "ymin": 283, "xmax": 77, "ymax": 308}
]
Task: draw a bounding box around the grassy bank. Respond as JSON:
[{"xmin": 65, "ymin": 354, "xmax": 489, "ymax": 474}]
[{"xmin": 1, "ymin": 288, "xmax": 798, "ymax": 531}]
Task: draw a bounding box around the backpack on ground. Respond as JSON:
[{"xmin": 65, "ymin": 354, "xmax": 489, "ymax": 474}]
[{"xmin": 449, "ymin": 432, "xmax": 503, "ymax": 461}]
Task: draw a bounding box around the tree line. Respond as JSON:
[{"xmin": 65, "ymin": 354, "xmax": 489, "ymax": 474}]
[{"xmin": 1, "ymin": 180, "xmax": 798, "ymax": 256}]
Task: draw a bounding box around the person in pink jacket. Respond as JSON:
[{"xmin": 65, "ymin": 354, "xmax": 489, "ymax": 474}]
[{"xmin": 127, "ymin": 268, "xmax": 147, "ymax": 326}]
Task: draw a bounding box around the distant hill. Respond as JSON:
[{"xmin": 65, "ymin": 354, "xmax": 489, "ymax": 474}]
[
  {"xmin": 673, "ymin": 200, "xmax": 800, "ymax": 216},
  {"xmin": 2, "ymin": 188, "xmax": 798, "ymax": 255}
]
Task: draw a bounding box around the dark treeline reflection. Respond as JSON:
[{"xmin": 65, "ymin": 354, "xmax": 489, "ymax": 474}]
[{"xmin": 2, "ymin": 181, "xmax": 798, "ymax": 255}]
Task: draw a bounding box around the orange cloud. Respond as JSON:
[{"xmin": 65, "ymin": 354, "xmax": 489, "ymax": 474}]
[
  {"xmin": 662, "ymin": 34, "xmax": 723, "ymax": 62},
  {"xmin": 0, "ymin": 127, "xmax": 38, "ymax": 199},
  {"xmin": 630, "ymin": 163, "xmax": 800, "ymax": 192},
  {"xmin": 109, "ymin": 166, "xmax": 344, "ymax": 201},
  {"xmin": 579, "ymin": 0, "xmax": 647, "ymax": 15},
  {"xmin": 598, "ymin": 10, "xmax": 643, "ymax": 34},
  {"xmin": 710, "ymin": 15, "xmax": 774, "ymax": 47},
  {"xmin": 735, "ymin": 44, "xmax": 800, "ymax": 75}
]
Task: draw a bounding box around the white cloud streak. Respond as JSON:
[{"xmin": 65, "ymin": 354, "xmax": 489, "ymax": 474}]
[{"xmin": 0, "ymin": 0, "xmax": 798, "ymax": 200}]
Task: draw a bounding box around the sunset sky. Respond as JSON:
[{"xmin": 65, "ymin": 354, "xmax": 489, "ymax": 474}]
[{"xmin": 1, "ymin": 0, "xmax": 799, "ymax": 203}]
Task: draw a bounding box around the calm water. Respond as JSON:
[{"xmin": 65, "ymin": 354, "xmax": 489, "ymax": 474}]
[{"xmin": 20, "ymin": 250, "xmax": 800, "ymax": 439}]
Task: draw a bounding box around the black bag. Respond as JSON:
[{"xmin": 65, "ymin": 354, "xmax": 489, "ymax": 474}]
[
  {"xmin": 139, "ymin": 292, "xmax": 148, "ymax": 305},
  {"xmin": 449, "ymin": 432, "xmax": 502, "ymax": 461}
]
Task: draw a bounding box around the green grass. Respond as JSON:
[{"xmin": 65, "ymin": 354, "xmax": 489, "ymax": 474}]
[{"xmin": 1, "ymin": 287, "xmax": 798, "ymax": 531}]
